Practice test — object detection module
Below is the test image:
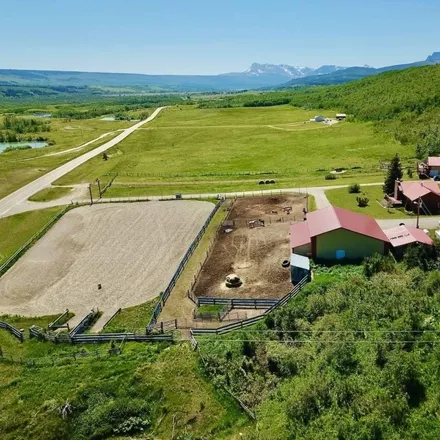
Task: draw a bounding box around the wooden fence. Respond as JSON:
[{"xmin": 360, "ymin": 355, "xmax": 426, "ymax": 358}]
[
  {"xmin": 0, "ymin": 321, "xmax": 24, "ymax": 342},
  {"xmin": 0, "ymin": 206, "xmax": 70, "ymax": 279},
  {"xmin": 146, "ymin": 200, "xmax": 224, "ymax": 331},
  {"xmin": 48, "ymin": 310, "xmax": 71, "ymax": 331},
  {"xmin": 30, "ymin": 325, "xmax": 173, "ymax": 344},
  {"xmin": 101, "ymin": 308, "xmax": 122, "ymax": 330},
  {"xmin": 197, "ymin": 297, "xmax": 278, "ymax": 309},
  {"xmin": 190, "ymin": 275, "xmax": 309, "ymax": 336}
]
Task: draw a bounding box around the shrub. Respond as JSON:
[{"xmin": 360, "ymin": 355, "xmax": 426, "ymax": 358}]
[
  {"xmin": 356, "ymin": 196, "xmax": 369, "ymax": 207},
  {"xmin": 325, "ymin": 174, "xmax": 337, "ymax": 180},
  {"xmin": 364, "ymin": 254, "xmax": 396, "ymax": 278},
  {"xmin": 348, "ymin": 183, "xmax": 361, "ymax": 194},
  {"xmin": 407, "ymin": 168, "xmax": 413, "ymax": 178}
]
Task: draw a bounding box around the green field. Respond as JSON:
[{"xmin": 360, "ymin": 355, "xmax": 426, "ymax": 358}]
[
  {"xmin": 28, "ymin": 186, "xmax": 73, "ymax": 202},
  {"xmin": 325, "ymin": 184, "xmax": 412, "ymax": 218},
  {"xmin": 0, "ymin": 118, "xmax": 132, "ymax": 199},
  {"xmin": 0, "ymin": 207, "xmax": 64, "ymax": 266},
  {"xmin": 55, "ymin": 105, "xmax": 414, "ymax": 195},
  {"xmin": 0, "ymin": 328, "xmax": 248, "ymax": 440}
]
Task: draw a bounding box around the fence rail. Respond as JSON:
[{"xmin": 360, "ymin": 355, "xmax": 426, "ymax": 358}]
[
  {"xmin": 70, "ymin": 310, "xmax": 100, "ymax": 336},
  {"xmin": 0, "ymin": 206, "xmax": 70, "ymax": 278},
  {"xmin": 0, "ymin": 321, "xmax": 24, "ymax": 342},
  {"xmin": 197, "ymin": 297, "xmax": 278, "ymax": 309},
  {"xmin": 190, "ymin": 275, "xmax": 309, "ymax": 336},
  {"xmin": 147, "ymin": 200, "xmax": 224, "ymax": 331},
  {"xmin": 30, "ymin": 325, "xmax": 173, "ymax": 344},
  {"xmin": 48, "ymin": 310, "xmax": 71, "ymax": 330},
  {"xmin": 101, "ymin": 308, "xmax": 122, "ymax": 330}
]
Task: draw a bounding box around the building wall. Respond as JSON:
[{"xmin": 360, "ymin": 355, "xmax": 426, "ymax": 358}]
[
  {"xmin": 404, "ymin": 193, "xmax": 440, "ymax": 214},
  {"xmin": 429, "ymin": 166, "xmax": 440, "ymax": 177},
  {"xmin": 292, "ymin": 243, "xmax": 312, "ymax": 257},
  {"xmin": 316, "ymin": 228, "xmax": 386, "ymax": 260}
]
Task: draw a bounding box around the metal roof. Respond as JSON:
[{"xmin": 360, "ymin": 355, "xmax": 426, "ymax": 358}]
[
  {"xmin": 291, "ymin": 253, "xmax": 310, "ymax": 270},
  {"xmin": 290, "ymin": 222, "xmax": 311, "ymax": 248},
  {"xmin": 384, "ymin": 225, "xmax": 434, "ymax": 247},
  {"xmin": 306, "ymin": 206, "xmax": 389, "ymax": 243},
  {"xmin": 399, "ymin": 181, "xmax": 440, "ymax": 202},
  {"xmin": 428, "ymin": 157, "xmax": 440, "ymax": 167}
]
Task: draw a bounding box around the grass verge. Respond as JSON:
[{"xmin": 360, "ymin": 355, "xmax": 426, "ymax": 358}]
[
  {"xmin": 28, "ymin": 186, "xmax": 73, "ymax": 202},
  {"xmin": 0, "ymin": 207, "xmax": 65, "ymax": 266}
]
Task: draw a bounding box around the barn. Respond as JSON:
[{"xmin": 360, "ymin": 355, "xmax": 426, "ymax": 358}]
[{"xmin": 290, "ymin": 206, "xmax": 390, "ymax": 260}]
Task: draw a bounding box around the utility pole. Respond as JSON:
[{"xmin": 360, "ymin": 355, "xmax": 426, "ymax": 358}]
[
  {"xmin": 416, "ymin": 197, "xmax": 421, "ymax": 229},
  {"xmin": 88, "ymin": 184, "xmax": 93, "ymax": 205}
]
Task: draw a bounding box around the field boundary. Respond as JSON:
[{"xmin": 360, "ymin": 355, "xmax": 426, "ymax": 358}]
[
  {"xmin": 0, "ymin": 205, "xmax": 71, "ymax": 279},
  {"xmin": 147, "ymin": 200, "xmax": 224, "ymax": 330}
]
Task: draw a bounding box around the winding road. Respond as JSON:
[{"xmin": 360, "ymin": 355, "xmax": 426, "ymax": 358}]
[{"xmin": 0, "ymin": 107, "xmax": 165, "ymax": 218}]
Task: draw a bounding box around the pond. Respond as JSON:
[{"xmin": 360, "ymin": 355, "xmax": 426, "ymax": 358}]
[{"xmin": 0, "ymin": 141, "xmax": 48, "ymax": 153}]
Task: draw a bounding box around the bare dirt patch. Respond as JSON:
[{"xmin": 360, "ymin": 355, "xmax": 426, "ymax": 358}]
[
  {"xmin": 193, "ymin": 195, "xmax": 307, "ymax": 299},
  {"xmin": 0, "ymin": 201, "xmax": 214, "ymax": 317}
]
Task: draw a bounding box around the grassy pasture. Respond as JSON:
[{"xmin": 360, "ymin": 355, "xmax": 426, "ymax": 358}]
[
  {"xmin": 0, "ymin": 118, "xmax": 132, "ymax": 199},
  {"xmin": 325, "ymin": 184, "xmax": 412, "ymax": 218},
  {"xmin": 56, "ymin": 105, "xmax": 414, "ymax": 195}
]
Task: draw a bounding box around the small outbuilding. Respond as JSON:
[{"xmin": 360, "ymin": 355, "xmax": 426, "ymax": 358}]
[
  {"xmin": 384, "ymin": 225, "xmax": 434, "ymax": 257},
  {"xmin": 336, "ymin": 113, "xmax": 347, "ymax": 120},
  {"xmin": 290, "ymin": 205, "xmax": 390, "ymax": 261},
  {"xmin": 290, "ymin": 253, "xmax": 311, "ymax": 285}
]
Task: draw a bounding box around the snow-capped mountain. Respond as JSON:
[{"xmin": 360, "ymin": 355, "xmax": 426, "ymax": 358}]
[{"xmin": 235, "ymin": 63, "xmax": 345, "ymax": 79}]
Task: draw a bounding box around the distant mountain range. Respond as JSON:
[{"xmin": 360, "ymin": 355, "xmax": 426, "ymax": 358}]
[
  {"xmin": 280, "ymin": 52, "xmax": 440, "ymax": 88},
  {"xmin": 0, "ymin": 52, "xmax": 439, "ymax": 96}
]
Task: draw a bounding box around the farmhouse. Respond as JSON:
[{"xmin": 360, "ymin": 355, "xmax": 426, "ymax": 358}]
[
  {"xmin": 394, "ymin": 180, "xmax": 440, "ymax": 214},
  {"xmin": 290, "ymin": 205, "xmax": 389, "ymax": 260},
  {"xmin": 384, "ymin": 225, "xmax": 433, "ymax": 256}
]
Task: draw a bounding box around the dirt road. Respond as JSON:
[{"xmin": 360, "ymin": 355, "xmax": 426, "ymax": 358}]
[{"xmin": 0, "ymin": 107, "xmax": 165, "ymax": 218}]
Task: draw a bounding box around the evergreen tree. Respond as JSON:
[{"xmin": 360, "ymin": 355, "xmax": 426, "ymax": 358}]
[{"xmin": 383, "ymin": 154, "xmax": 403, "ymax": 195}]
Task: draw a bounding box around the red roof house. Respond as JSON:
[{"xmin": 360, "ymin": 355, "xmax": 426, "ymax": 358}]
[
  {"xmin": 290, "ymin": 206, "xmax": 390, "ymax": 260},
  {"xmin": 395, "ymin": 180, "xmax": 440, "ymax": 214}
]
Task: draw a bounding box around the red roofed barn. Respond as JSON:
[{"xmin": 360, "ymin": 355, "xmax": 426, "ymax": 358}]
[
  {"xmin": 290, "ymin": 206, "xmax": 390, "ymax": 260},
  {"xmin": 394, "ymin": 180, "xmax": 440, "ymax": 214}
]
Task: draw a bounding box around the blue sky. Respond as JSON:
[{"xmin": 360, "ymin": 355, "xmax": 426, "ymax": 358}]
[{"xmin": 1, "ymin": 0, "xmax": 439, "ymax": 74}]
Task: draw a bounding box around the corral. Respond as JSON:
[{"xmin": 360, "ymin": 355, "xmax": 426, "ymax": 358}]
[
  {"xmin": 0, "ymin": 201, "xmax": 214, "ymax": 317},
  {"xmin": 193, "ymin": 195, "xmax": 307, "ymax": 299}
]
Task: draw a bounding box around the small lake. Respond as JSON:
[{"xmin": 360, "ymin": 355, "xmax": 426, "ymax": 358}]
[{"xmin": 0, "ymin": 141, "xmax": 48, "ymax": 153}]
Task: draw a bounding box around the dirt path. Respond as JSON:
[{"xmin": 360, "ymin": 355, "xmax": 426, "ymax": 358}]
[{"xmin": 0, "ymin": 201, "xmax": 213, "ymax": 318}]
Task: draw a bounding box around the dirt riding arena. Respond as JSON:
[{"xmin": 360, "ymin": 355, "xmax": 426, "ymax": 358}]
[
  {"xmin": 193, "ymin": 195, "xmax": 308, "ymax": 299},
  {"xmin": 0, "ymin": 201, "xmax": 214, "ymax": 317}
]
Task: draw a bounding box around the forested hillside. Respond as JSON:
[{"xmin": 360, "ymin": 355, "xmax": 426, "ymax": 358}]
[{"xmin": 199, "ymin": 255, "xmax": 440, "ymax": 439}]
